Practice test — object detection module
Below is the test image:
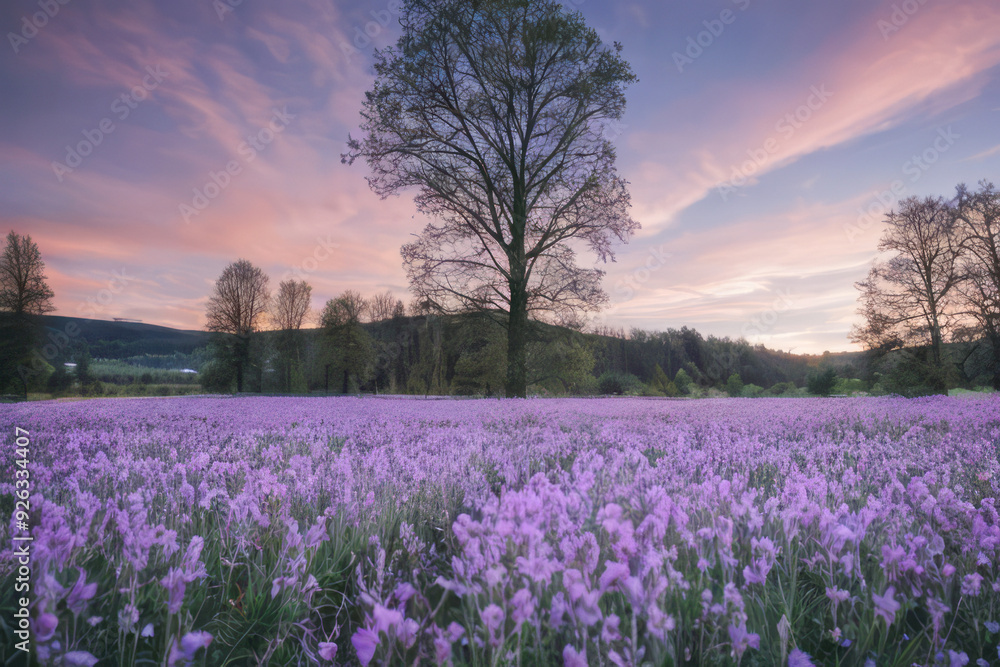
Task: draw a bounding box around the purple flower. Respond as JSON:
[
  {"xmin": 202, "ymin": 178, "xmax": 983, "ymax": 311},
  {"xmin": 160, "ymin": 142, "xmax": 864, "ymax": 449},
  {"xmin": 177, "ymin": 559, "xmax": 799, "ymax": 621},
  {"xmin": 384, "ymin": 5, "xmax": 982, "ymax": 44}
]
[
  {"xmin": 599, "ymin": 560, "xmax": 631, "ymax": 593},
  {"xmin": 318, "ymin": 641, "xmax": 337, "ymax": 661},
  {"xmin": 510, "ymin": 588, "xmax": 536, "ymax": 629},
  {"xmin": 179, "ymin": 630, "xmax": 213, "ymax": 658},
  {"xmin": 393, "ymin": 582, "xmax": 416, "ymax": 604},
  {"xmin": 728, "ymin": 623, "xmax": 760, "ymax": 655},
  {"xmin": 63, "ymin": 652, "xmax": 99, "ymax": 667},
  {"xmin": 872, "ymin": 586, "xmax": 900, "ymax": 627},
  {"xmin": 743, "ymin": 559, "xmax": 769, "ymax": 585},
  {"xmin": 372, "ymin": 604, "xmax": 404, "ymax": 638},
  {"xmin": 352, "ymin": 627, "xmax": 378, "ymax": 666},
  {"xmin": 161, "ymin": 568, "xmax": 186, "ymax": 614},
  {"xmin": 433, "ymin": 627, "xmax": 452, "ymax": 665},
  {"xmin": 602, "ymin": 614, "xmax": 622, "ymax": 643},
  {"xmin": 305, "ymin": 518, "xmax": 329, "ymax": 550},
  {"xmin": 66, "ymin": 568, "xmax": 98, "ymax": 615},
  {"xmin": 563, "ymin": 644, "xmax": 588, "ymax": 667},
  {"xmin": 646, "ymin": 605, "xmax": 675, "ymax": 641},
  {"xmin": 788, "ymin": 648, "xmax": 816, "ymax": 667},
  {"xmin": 481, "ymin": 604, "xmax": 505, "ymax": 646},
  {"xmin": 948, "ymin": 651, "xmax": 969, "ymax": 667},
  {"xmin": 961, "ymin": 573, "xmax": 983, "ymax": 597},
  {"xmin": 35, "ymin": 612, "xmax": 58, "ymax": 642}
]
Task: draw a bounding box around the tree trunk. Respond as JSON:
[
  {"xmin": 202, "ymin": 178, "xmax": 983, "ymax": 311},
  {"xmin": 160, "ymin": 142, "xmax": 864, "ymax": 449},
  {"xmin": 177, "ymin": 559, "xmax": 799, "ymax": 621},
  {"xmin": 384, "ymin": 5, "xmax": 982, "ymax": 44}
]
[
  {"xmin": 235, "ymin": 335, "xmax": 248, "ymax": 393},
  {"xmin": 506, "ymin": 279, "xmax": 528, "ymax": 398}
]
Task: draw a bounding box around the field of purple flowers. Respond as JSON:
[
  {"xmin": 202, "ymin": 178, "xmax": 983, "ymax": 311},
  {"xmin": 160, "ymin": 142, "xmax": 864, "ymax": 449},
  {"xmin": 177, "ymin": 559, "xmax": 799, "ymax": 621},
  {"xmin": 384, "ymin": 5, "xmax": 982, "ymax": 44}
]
[{"xmin": 2, "ymin": 395, "xmax": 1000, "ymax": 666}]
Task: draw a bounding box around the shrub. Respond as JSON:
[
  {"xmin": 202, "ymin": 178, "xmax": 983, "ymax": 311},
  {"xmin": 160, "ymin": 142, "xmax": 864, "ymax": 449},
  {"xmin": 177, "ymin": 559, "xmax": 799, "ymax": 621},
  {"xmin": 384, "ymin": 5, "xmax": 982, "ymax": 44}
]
[
  {"xmin": 807, "ymin": 368, "xmax": 838, "ymax": 396},
  {"xmin": 725, "ymin": 373, "xmax": 744, "ymax": 397},
  {"xmin": 597, "ymin": 371, "xmax": 642, "ymax": 395},
  {"xmin": 768, "ymin": 381, "xmax": 798, "ymax": 396},
  {"xmin": 673, "ymin": 368, "xmax": 693, "ymax": 394}
]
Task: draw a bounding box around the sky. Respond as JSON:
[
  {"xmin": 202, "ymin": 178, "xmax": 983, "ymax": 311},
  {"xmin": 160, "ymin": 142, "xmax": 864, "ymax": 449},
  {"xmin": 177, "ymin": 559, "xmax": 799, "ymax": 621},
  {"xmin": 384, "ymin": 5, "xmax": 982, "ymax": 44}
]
[{"xmin": 2, "ymin": 0, "xmax": 999, "ymax": 354}]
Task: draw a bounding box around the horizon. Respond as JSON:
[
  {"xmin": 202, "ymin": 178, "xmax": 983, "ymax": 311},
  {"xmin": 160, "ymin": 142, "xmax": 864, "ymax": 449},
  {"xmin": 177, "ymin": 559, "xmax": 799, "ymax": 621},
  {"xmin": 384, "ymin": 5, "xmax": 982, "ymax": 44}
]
[{"xmin": 3, "ymin": 0, "xmax": 1000, "ymax": 354}]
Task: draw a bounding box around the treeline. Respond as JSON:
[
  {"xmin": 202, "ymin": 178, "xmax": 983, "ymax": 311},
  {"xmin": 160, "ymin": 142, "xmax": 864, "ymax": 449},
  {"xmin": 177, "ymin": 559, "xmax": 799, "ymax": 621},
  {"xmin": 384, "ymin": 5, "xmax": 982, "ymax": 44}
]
[{"xmin": 199, "ymin": 307, "xmax": 847, "ymax": 397}]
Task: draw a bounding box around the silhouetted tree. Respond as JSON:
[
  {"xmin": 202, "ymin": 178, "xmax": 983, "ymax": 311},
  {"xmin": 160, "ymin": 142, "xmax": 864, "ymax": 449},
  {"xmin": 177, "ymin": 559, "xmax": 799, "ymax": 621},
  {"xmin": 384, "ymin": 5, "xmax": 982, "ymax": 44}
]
[
  {"xmin": 321, "ymin": 292, "xmax": 374, "ymax": 393},
  {"xmin": 369, "ymin": 291, "xmax": 403, "ymax": 323},
  {"xmin": 954, "ymin": 181, "xmax": 1000, "ymax": 388},
  {"xmin": 851, "ymin": 196, "xmax": 962, "ymax": 391},
  {"xmin": 205, "ymin": 259, "xmax": 270, "ymax": 392},
  {"xmin": 270, "ymin": 279, "xmax": 312, "ymax": 392},
  {"xmin": 0, "ymin": 231, "xmax": 55, "ymax": 398}
]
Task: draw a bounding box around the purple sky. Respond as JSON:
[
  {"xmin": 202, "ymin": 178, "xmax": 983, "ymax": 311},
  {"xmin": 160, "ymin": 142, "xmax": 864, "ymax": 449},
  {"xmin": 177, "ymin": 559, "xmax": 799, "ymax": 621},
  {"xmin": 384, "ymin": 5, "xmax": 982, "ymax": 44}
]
[{"xmin": 2, "ymin": 0, "xmax": 999, "ymax": 353}]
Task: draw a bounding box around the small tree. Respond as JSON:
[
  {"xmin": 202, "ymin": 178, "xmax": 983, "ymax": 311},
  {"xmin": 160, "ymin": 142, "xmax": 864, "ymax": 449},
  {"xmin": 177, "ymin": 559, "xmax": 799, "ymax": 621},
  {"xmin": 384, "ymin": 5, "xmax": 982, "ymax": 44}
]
[
  {"xmin": 75, "ymin": 345, "xmax": 92, "ymax": 387},
  {"xmin": 271, "ymin": 280, "xmax": 312, "ymax": 331},
  {"xmin": 725, "ymin": 373, "xmax": 744, "ymax": 397},
  {"xmin": 674, "ymin": 368, "xmax": 693, "ymax": 394},
  {"xmin": 270, "ymin": 279, "xmax": 312, "ymax": 393},
  {"xmin": 807, "ymin": 368, "xmax": 838, "ymax": 396},
  {"xmin": 369, "ymin": 291, "xmax": 402, "ymax": 323},
  {"xmin": 205, "ymin": 259, "xmax": 270, "ymax": 392},
  {"xmin": 321, "ymin": 292, "xmax": 374, "ymax": 393}
]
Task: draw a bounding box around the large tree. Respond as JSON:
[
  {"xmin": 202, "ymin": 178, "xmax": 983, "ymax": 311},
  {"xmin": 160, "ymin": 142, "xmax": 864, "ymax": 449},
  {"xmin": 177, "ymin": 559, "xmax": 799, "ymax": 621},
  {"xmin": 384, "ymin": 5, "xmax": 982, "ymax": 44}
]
[
  {"xmin": 851, "ymin": 196, "xmax": 963, "ymax": 390},
  {"xmin": 344, "ymin": 0, "xmax": 638, "ymax": 397},
  {"xmin": 954, "ymin": 181, "xmax": 1000, "ymax": 388},
  {"xmin": 0, "ymin": 231, "xmax": 55, "ymax": 398},
  {"xmin": 205, "ymin": 259, "xmax": 270, "ymax": 392}
]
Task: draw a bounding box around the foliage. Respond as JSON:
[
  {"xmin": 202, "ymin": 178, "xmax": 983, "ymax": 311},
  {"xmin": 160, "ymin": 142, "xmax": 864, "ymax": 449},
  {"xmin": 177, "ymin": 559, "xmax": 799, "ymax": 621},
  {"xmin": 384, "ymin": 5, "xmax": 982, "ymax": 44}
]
[
  {"xmin": 597, "ymin": 371, "xmax": 642, "ymax": 395},
  {"xmin": 321, "ymin": 292, "xmax": 376, "ymax": 394},
  {"xmin": 725, "ymin": 372, "xmax": 744, "ymax": 397},
  {"xmin": 767, "ymin": 381, "xmax": 798, "ymax": 396},
  {"xmin": 806, "ymin": 368, "xmax": 838, "ymax": 397},
  {"xmin": 673, "ymin": 368, "xmax": 693, "ymax": 394}
]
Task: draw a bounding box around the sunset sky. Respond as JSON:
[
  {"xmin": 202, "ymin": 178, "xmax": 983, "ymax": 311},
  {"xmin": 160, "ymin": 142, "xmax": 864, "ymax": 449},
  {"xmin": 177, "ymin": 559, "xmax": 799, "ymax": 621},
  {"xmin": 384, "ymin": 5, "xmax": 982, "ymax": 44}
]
[{"xmin": 2, "ymin": 0, "xmax": 1000, "ymax": 353}]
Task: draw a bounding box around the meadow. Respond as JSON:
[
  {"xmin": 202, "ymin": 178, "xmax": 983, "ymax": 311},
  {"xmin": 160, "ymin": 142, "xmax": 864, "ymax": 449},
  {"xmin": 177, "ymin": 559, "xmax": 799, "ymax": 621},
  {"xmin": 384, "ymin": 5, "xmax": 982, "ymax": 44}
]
[{"xmin": 1, "ymin": 395, "xmax": 999, "ymax": 666}]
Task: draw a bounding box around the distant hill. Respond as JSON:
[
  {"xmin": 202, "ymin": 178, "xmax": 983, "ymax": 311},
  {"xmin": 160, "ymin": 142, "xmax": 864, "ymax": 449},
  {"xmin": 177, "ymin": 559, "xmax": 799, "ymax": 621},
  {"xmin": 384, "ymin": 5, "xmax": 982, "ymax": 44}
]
[{"xmin": 40, "ymin": 315, "xmax": 211, "ymax": 358}]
